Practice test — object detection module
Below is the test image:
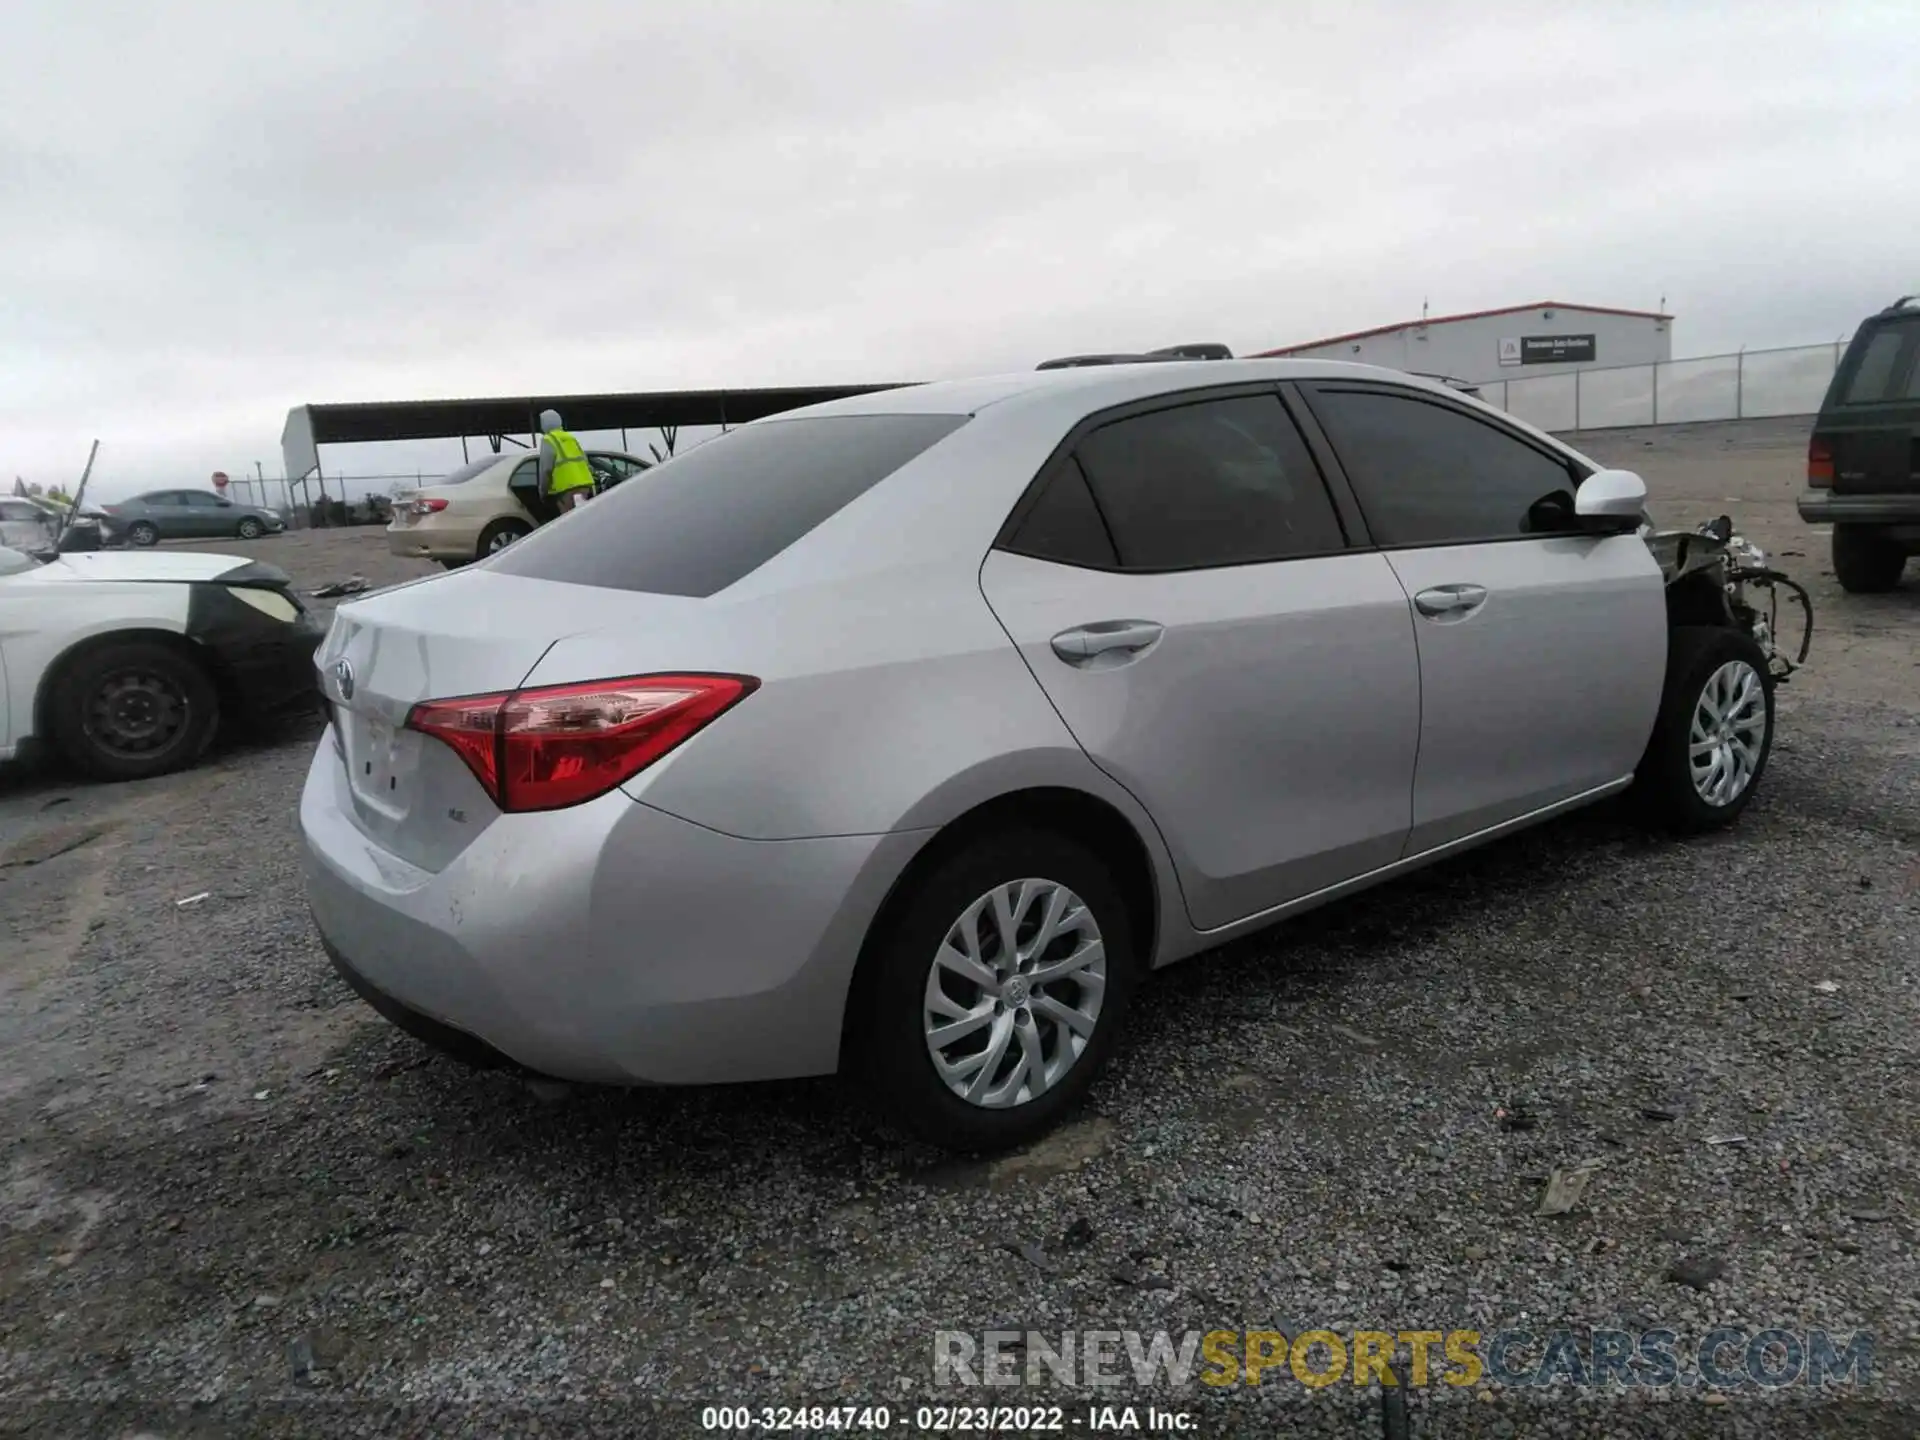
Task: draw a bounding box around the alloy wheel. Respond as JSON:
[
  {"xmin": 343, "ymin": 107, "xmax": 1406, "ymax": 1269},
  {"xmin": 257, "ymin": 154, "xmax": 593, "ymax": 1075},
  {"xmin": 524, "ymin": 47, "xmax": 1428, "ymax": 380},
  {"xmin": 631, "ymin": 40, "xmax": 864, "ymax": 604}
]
[
  {"xmin": 922, "ymin": 878, "xmax": 1107, "ymax": 1109},
  {"xmin": 1688, "ymin": 659, "xmax": 1766, "ymax": 806}
]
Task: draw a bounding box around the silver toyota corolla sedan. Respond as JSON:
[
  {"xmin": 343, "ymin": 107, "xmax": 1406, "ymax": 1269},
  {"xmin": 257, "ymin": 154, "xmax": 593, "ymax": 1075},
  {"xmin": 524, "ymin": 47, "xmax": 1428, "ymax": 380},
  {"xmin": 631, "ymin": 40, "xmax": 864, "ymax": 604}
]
[{"xmin": 304, "ymin": 360, "xmax": 1775, "ymax": 1151}]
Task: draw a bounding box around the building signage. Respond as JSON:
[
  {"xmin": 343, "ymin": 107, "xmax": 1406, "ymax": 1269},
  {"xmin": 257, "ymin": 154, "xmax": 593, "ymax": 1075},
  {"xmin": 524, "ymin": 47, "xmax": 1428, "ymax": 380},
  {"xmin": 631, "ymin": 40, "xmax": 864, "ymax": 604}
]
[{"xmin": 1499, "ymin": 334, "xmax": 1597, "ymax": 366}]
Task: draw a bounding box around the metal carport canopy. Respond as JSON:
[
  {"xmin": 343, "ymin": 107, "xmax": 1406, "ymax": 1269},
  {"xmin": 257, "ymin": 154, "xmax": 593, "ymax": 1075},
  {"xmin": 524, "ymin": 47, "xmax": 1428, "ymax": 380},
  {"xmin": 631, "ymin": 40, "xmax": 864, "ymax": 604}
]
[{"xmin": 279, "ymin": 382, "xmax": 919, "ymax": 481}]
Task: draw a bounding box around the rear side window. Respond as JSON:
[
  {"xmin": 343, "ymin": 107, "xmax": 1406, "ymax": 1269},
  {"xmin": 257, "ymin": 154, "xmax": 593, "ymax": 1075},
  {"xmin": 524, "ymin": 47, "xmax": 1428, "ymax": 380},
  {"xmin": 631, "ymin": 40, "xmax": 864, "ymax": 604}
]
[
  {"xmin": 1842, "ymin": 325, "xmax": 1910, "ymax": 405},
  {"xmin": 1067, "ymin": 394, "xmax": 1347, "ymax": 570},
  {"xmin": 1002, "ymin": 459, "xmax": 1119, "ymax": 568},
  {"xmin": 490, "ymin": 414, "xmax": 965, "ymax": 596},
  {"xmin": 1307, "ymin": 388, "xmax": 1583, "ymax": 546}
]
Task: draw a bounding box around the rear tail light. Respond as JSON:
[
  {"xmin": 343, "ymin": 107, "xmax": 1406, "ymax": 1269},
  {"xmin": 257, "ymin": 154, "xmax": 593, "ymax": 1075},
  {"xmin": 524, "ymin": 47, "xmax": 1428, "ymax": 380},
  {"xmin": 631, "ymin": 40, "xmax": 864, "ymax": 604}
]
[
  {"xmin": 409, "ymin": 497, "xmax": 450, "ymax": 515},
  {"xmin": 405, "ymin": 673, "xmax": 757, "ymax": 812},
  {"xmin": 1808, "ymin": 435, "xmax": 1834, "ymax": 487}
]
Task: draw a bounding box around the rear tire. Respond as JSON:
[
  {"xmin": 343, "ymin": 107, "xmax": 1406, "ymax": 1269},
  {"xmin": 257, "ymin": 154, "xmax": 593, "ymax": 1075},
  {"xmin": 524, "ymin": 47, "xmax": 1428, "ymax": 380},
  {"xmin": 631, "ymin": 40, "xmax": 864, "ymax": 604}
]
[
  {"xmin": 476, "ymin": 518, "xmax": 531, "ymax": 559},
  {"xmin": 127, "ymin": 521, "xmax": 159, "ymax": 548},
  {"xmin": 856, "ymin": 828, "xmax": 1137, "ymax": 1152},
  {"xmin": 48, "ymin": 639, "xmax": 220, "ymax": 781},
  {"xmin": 1832, "ymin": 524, "xmax": 1906, "ymax": 593},
  {"xmin": 1632, "ymin": 626, "xmax": 1774, "ymax": 834}
]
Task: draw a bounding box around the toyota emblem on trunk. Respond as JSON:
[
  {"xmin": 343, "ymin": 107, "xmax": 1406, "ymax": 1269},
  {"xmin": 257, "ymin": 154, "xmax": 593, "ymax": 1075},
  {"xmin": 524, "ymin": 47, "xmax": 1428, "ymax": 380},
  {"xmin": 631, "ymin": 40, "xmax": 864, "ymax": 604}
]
[{"xmin": 332, "ymin": 658, "xmax": 355, "ymax": 701}]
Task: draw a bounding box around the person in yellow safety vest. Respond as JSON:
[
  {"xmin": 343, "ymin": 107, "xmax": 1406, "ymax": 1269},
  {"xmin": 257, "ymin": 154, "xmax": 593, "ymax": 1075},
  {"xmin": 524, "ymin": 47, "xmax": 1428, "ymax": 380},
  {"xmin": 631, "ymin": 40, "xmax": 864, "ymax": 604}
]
[{"xmin": 537, "ymin": 409, "xmax": 597, "ymax": 515}]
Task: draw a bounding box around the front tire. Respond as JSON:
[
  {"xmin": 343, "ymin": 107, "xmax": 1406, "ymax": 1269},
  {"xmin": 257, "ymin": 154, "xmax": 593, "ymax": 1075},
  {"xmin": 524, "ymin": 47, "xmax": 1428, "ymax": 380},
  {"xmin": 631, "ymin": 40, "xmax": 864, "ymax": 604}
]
[
  {"xmin": 1633, "ymin": 626, "xmax": 1774, "ymax": 833},
  {"xmin": 1832, "ymin": 524, "xmax": 1907, "ymax": 593},
  {"xmin": 236, "ymin": 516, "xmax": 265, "ymax": 540},
  {"xmin": 126, "ymin": 520, "xmax": 159, "ymax": 548},
  {"xmin": 857, "ymin": 828, "xmax": 1137, "ymax": 1152},
  {"xmin": 48, "ymin": 639, "xmax": 220, "ymax": 781}
]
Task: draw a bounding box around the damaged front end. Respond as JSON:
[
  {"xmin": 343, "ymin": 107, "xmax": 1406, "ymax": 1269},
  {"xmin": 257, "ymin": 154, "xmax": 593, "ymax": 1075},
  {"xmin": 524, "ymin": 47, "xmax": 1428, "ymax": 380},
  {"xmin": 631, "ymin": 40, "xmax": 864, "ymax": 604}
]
[{"xmin": 1646, "ymin": 517, "xmax": 1813, "ymax": 682}]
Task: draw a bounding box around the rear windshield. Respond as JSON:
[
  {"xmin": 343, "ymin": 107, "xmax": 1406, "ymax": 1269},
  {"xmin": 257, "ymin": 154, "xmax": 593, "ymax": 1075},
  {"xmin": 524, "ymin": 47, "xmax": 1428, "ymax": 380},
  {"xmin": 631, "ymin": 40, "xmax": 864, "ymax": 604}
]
[
  {"xmin": 488, "ymin": 413, "xmax": 967, "ymax": 596},
  {"xmin": 1840, "ymin": 321, "xmax": 1914, "ymax": 405},
  {"xmin": 435, "ymin": 455, "xmax": 504, "ymax": 486}
]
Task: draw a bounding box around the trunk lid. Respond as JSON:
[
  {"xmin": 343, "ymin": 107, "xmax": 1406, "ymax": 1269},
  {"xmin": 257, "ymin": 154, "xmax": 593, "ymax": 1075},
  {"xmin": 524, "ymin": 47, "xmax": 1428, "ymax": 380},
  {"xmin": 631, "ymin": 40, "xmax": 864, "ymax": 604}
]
[{"xmin": 316, "ymin": 567, "xmax": 705, "ymax": 870}]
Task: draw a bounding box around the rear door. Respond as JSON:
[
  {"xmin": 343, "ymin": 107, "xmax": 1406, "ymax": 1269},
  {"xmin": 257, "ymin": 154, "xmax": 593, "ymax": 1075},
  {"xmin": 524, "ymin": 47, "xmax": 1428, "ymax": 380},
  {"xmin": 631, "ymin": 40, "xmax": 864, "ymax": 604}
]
[
  {"xmin": 1825, "ymin": 315, "xmax": 1920, "ymax": 495},
  {"xmin": 980, "ymin": 388, "xmax": 1420, "ymax": 931},
  {"xmin": 506, "ymin": 457, "xmax": 551, "ymax": 522},
  {"xmin": 1297, "ymin": 381, "xmax": 1666, "ymax": 854}
]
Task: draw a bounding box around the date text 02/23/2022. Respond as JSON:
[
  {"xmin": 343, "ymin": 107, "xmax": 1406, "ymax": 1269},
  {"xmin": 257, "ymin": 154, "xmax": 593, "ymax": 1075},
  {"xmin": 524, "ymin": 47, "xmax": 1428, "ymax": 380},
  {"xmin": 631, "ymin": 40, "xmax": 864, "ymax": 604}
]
[{"xmin": 701, "ymin": 1405, "xmax": 1196, "ymax": 1432}]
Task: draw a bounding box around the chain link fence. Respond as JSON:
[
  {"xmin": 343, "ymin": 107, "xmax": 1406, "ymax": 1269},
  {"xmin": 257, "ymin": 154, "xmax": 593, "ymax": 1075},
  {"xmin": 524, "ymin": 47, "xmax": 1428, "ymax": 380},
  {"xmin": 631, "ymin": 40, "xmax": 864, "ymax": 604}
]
[{"xmin": 1476, "ymin": 340, "xmax": 1842, "ymax": 433}]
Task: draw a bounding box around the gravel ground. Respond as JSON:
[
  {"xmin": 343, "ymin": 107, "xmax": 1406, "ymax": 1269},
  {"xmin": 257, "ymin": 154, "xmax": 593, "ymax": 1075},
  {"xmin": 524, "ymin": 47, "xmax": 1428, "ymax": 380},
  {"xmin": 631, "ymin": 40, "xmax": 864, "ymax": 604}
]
[{"xmin": 3, "ymin": 420, "xmax": 1918, "ymax": 1439}]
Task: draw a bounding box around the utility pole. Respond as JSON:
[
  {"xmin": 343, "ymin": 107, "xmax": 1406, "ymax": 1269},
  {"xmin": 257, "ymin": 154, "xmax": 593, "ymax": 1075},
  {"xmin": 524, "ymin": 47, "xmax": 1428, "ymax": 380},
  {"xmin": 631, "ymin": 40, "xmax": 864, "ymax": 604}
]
[{"xmin": 55, "ymin": 440, "xmax": 101, "ymax": 550}]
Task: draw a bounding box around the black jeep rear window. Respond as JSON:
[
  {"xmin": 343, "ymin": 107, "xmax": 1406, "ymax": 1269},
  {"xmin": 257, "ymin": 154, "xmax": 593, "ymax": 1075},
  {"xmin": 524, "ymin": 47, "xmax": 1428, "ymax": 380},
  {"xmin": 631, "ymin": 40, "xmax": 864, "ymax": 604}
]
[
  {"xmin": 1841, "ymin": 324, "xmax": 1911, "ymax": 405},
  {"xmin": 488, "ymin": 413, "xmax": 965, "ymax": 596}
]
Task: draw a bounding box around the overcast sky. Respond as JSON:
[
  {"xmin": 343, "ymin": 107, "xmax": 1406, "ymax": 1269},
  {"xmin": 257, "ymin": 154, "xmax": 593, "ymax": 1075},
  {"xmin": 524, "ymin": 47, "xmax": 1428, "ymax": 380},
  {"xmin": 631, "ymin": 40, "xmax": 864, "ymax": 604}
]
[{"xmin": 4, "ymin": 0, "xmax": 1916, "ymax": 498}]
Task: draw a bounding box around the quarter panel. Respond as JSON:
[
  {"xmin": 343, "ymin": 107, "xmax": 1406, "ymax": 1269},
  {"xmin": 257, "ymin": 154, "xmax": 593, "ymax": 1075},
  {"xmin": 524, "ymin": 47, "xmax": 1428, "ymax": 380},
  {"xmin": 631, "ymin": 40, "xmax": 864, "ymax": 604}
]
[
  {"xmin": 604, "ymin": 570, "xmax": 1098, "ymax": 840},
  {"xmin": 0, "ymin": 576, "xmax": 193, "ymax": 745}
]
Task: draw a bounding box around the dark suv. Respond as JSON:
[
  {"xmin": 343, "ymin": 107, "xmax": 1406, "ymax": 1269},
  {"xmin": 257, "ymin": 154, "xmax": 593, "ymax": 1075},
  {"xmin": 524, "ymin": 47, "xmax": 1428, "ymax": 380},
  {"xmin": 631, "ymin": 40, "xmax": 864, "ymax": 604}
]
[{"xmin": 1799, "ymin": 296, "xmax": 1920, "ymax": 592}]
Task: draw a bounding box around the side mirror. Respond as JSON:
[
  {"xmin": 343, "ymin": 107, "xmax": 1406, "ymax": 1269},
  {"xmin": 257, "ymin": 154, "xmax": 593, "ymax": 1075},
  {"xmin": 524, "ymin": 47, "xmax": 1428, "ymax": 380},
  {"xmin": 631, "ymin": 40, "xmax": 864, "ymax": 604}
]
[
  {"xmin": 215, "ymin": 497, "xmax": 233, "ymax": 507},
  {"xmin": 1574, "ymin": 469, "xmax": 1647, "ymax": 534}
]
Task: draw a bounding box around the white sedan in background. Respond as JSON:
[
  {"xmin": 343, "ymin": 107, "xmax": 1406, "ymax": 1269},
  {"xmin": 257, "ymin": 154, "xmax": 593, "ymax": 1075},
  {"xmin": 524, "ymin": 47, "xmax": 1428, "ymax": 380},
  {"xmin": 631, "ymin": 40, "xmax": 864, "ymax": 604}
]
[
  {"xmin": 387, "ymin": 449, "xmax": 651, "ymax": 567},
  {"xmin": 0, "ymin": 546, "xmax": 326, "ymax": 780}
]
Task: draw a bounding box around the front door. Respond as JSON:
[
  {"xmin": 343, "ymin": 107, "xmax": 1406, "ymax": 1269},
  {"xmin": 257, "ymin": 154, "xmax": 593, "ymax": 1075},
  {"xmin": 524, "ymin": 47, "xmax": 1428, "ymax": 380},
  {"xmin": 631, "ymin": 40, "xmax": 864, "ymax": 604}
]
[
  {"xmin": 1298, "ymin": 382, "xmax": 1668, "ymax": 853},
  {"xmin": 980, "ymin": 390, "xmax": 1421, "ymax": 931}
]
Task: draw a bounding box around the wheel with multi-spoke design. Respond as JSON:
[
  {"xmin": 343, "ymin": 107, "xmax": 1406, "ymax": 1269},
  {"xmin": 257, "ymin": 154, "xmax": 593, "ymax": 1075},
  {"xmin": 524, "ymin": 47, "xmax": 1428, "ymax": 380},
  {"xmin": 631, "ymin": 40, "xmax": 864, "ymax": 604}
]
[
  {"xmin": 859, "ymin": 828, "xmax": 1137, "ymax": 1151},
  {"xmin": 1633, "ymin": 625, "xmax": 1774, "ymax": 833},
  {"xmin": 48, "ymin": 638, "xmax": 220, "ymax": 781}
]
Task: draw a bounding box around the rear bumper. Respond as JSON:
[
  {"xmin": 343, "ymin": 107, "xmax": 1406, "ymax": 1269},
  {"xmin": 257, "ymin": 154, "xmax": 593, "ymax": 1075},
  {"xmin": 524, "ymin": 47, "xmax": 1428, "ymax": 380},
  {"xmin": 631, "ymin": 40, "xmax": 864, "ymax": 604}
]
[
  {"xmin": 299, "ymin": 737, "xmax": 928, "ymax": 1085},
  {"xmin": 386, "ymin": 523, "xmax": 471, "ymax": 561},
  {"xmin": 1797, "ymin": 490, "xmax": 1920, "ymax": 526}
]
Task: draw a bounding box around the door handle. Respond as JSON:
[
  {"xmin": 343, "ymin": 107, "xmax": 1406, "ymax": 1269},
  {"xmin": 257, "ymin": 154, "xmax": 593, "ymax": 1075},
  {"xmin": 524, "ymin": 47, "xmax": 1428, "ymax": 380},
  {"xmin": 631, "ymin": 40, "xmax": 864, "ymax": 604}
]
[
  {"xmin": 1050, "ymin": 620, "xmax": 1165, "ymax": 664},
  {"xmin": 1413, "ymin": 584, "xmax": 1488, "ymax": 618}
]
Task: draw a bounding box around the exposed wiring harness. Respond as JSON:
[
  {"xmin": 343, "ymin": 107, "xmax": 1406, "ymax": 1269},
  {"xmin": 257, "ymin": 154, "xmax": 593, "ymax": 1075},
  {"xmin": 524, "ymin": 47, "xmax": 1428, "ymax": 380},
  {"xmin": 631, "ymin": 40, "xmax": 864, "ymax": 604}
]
[{"xmin": 1727, "ymin": 564, "xmax": 1814, "ymax": 677}]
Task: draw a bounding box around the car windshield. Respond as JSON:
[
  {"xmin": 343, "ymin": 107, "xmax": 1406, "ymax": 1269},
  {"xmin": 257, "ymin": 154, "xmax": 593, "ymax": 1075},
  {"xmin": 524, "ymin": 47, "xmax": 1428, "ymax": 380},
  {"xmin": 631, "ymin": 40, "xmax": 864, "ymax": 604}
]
[{"xmin": 0, "ymin": 545, "xmax": 41, "ymax": 577}]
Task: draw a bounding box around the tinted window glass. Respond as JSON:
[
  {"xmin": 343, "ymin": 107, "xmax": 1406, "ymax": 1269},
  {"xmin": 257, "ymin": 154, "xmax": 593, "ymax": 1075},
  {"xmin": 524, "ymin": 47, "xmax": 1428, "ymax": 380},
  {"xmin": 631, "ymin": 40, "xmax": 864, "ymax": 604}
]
[
  {"xmin": 1002, "ymin": 458, "xmax": 1119, "ymax": 568},
  {"xmin": 1072, "ymin": 395, "xmax": 1345, "ymax": 569},
  {"xmin": 510, "ymin": 458, "xmax": 538, "ymax": 487},
  {"xmin": 491, "ymin": 414, "xmax": 966, "ymax": 596},
  {"xmin": 1844, "ymin": 326, "xmax": 1908, "ymax": 404},
  {"xmin": 1309, "ymin": 389, "xmax": 1581, "ymax": 546}
]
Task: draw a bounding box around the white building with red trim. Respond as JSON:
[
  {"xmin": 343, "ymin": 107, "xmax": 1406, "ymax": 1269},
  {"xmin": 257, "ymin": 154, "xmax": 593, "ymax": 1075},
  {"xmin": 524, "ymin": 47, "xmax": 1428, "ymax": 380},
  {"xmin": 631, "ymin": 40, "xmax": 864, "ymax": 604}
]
[{"xmin": 1252, "ymin": 301, "xmax": 1672, "ymax": 384}]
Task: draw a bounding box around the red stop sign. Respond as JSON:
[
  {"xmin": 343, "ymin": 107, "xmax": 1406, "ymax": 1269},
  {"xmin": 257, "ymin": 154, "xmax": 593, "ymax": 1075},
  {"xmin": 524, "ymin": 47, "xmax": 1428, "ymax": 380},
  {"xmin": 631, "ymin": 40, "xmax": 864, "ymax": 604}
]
[{"xmin": 211, "ymin": 471, "xmax": 229, "ymax": 489}]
